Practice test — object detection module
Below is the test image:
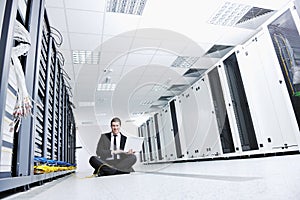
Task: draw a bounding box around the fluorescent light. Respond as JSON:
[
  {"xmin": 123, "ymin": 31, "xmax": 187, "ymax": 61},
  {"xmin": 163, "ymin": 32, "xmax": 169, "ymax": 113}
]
[
  {"xmin": 72, "ymin": 50, "xmax": 100, "ymax": 64},
  {"xmin": 78, "ymin": 101, "xmax": 95, "ymax": 107},
  {"xmin": 208, "ymin": 2, "xmax": 251, "ymax": 26},
  {"xmin": 106, "ymin": 0, "xmax": 147, "ymax": 15},
  {"xmin": 97, "ymin": 83, "xmax": 116, "ymax": 91}
]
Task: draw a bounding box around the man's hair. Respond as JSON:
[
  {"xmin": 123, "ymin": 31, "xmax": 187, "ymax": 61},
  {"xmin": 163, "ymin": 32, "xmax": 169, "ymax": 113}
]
[{"xmin": 111, "ymin": 117, "xmax": 121, "ymax": 126}]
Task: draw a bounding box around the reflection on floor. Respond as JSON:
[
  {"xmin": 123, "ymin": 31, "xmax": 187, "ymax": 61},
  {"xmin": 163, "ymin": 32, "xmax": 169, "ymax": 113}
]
[{"xmin": 3, "ymin": 154, "xmax": 300, "ymax": 200}]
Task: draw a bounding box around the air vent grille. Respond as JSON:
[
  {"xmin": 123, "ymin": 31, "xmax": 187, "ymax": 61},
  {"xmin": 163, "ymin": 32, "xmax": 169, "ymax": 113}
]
[
  {"xmin": 171, "ymin": 56, "xmax": 200, "ymax": 68},
  {"xmin": 205, "ymin": 45, "xmax": 234, "ymax": 58},
  {"xmin": 183, "ymin": 68, "xmax": 206, "ymax": 77},
  {"xmin": 236, "ymin": 7, "xmax": 274, "ymax": 24},
  {"xmin": 107, "ymin": 0, "xmax": 147, "ymax": 15}
]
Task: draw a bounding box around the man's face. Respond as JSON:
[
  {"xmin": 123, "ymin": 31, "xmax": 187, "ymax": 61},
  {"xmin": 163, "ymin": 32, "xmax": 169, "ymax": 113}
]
[{"xmin": 111, "ymin": 121, "xmax": 120, "ymax": 134}]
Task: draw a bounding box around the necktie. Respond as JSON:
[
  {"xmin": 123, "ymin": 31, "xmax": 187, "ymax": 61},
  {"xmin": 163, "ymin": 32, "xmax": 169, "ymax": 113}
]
[{"xmin": 113, "ymin": 135, "xmax": 117, "ymax": 160}]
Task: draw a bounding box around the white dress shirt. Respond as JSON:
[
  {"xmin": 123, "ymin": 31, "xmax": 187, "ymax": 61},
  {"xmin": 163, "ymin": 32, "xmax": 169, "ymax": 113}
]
[{"xmin": 109, "ymin": 132, "xmax": 121, "ymax": 159}]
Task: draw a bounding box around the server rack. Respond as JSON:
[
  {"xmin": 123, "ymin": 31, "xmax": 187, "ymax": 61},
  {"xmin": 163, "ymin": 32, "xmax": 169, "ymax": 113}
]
[
  {"xmin": 153, "ymin": 113, "xmax": 163, "ymax": 160},
  {"xmin": 267, "ymin": 7, "xmax": 300, "ymax": 130},
  {"xmin": 148, "ymin": 117, "xmax": 158, "ymax": 162},
  {"xmin": 179, "ymin": 74, "xmax": 222, "ymax": 159},
  {"xmin": 138, "ymin": 1, "xmax": 300, "ymax": 165},
  {"xmin": 0, "ymin": 0, "xmax": 76, "ymax": 193},
  {"xmin": 160, "ymin": 105, "xmax": 177, "ymax": 161}
]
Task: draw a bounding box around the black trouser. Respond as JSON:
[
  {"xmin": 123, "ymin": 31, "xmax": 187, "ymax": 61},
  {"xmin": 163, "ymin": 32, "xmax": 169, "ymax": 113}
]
[{"xmin": 89, "ymin": 154, "xmax": 137, "ymax": 175}]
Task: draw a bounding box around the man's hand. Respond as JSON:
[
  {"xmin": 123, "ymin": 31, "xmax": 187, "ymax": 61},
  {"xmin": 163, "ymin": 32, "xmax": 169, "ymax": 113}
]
[
  {"xmin": 112, "ymin": 149, "xmax": 135, "ymax": 155},
  {"xmin": 127, "ymin": 149, "xmax": 135, "ymax": 154},
  {"xmin": 112, "ymin": 150, "xmax": 125, "ymax": 154}
]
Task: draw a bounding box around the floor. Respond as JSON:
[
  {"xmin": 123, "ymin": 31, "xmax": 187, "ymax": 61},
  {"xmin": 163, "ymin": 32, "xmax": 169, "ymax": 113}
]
[{"xmin": 3, "ymin": 154, "xmax": 300, "ymax": 200}]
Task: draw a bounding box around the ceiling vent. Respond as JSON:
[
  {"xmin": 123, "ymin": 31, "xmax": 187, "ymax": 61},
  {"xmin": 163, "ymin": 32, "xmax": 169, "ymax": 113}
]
[
  {"xmin": 208, "ymin": 2, "xmax": 274, "ymax": 29},
  {"xmin": 204, "ymin": 45, "xmax": 234, "ymax": 58},
  {"xmin": 97, "ymin": 83, "xmax": 116, "ymax": 91},
  {"xmin": 158, "ymin": 96, "xmax": 173, "ymax": 101},
  {"xmin": 78, "ymin": 101, "xmax": 95, "ymax": 107},
  {"xmin": 140, "ymin": 100, "xmax": 153, "ymax": 105},
  {"xmin": 236, "ymin": 7, "xmax": 274, "ymax": 24},
  {"xmin": 171, "ymin": 56, "xmax": 200, "ymax": 68},
  {"xmin": 106, "ymin": 0, "xmax": 147, "ymax": 15},
  {"xmin": 235, "ymin": 7, "xmax": 274, "ymax": 29},
  {"xmin": 208, "ymin": 2, "xmax": 251, "ymax": 26},
  {"xmin": 183, "ymin": 68, "xmax": 206, "ymax": 77},
  {"xmin": 168, "ymin": 84, "xmax": 189, "ymax": 92}
]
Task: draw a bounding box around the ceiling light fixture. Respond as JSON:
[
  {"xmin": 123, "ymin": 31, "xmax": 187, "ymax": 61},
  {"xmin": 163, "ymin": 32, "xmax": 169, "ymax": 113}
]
[
  {"xmin": 106, "ymin": 0, "xmax": 147, "ymax": 15},
  {"xmin": 208, "ymin": 2, "xmax": 252, "ymax": 26},
  {"xmin": 97, "ymin": 83, "xmax": 116, "ymax": 91},
  {"xmin": 72, "ymin": 50, "xmax": 100, "ymax": 64},
  {"xmin": 171, "ymin": 56, "xmax": 200, "ymax": 68},
  {"xmin": 78, "ymin": 101, "xmax": 95, "ymax": 107}
]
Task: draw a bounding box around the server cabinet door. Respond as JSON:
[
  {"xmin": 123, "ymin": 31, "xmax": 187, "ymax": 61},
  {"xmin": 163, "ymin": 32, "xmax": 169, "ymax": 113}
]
[
  {"xmin": 157, "ymin": 111, "xmax": 166, "ymax": 161},
  {"xmin": 207, "ymin": 69, "xmax": 236, "ymax": 155},
  {"xmin": 153, "ymin": 113, "xmax": 163, "ymax": 160},
  {"xmin": 140, "ymin": 123, "xmax": 150, "ymax": 162},
  {"xmin": 161, "ymin": 106, "xmax": 176, "ymax": 160},
  {"xmin": 148, "ymin": 117, "xmax": 158, "ymax": 161},
  {"xmin": 223, "ymin": 53, "xmax": 259, "ymax": 152}
]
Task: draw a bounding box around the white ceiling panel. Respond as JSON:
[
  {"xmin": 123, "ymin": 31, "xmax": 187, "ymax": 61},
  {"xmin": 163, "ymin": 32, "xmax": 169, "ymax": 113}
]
[
  {"xmin": 101, "ymin": 36, "xmax": 134, "ymax": 52},
  {"xmin": 66, "ymin": 9, "xmax": 104, "ymax": 34},
  {"xmin": 159, "ymin": 40, "xmax": 188, "ymax": 54},
  {"xmin": 216, "ymin": 28, "xmax": 256, "ymax": 45},
  {"xmin": 131, "ymin": 38, "xmax": 161, "ymax": 49},
  {"xmin": 131, "ymin": 49, "xmax": 157, "ymax": 55},
  {"xmin": 45, "ymin": 0, "xmax": 64, "ymax": 8},
  {"xmin": 108, "ymin": 55, "xmax": 127, "ymax": 66},
  {"xmin": 69, "ymin": 33, "xmax": 102, "ymax": 50},
  {"xmin": 149, "ymin": 54, "xmax": 177, "ymax": 66},
  {"xmin": 181, "ymin": 42, "xmax": 207, "ymax": 57},
  {"xmin": 46, "ymin": 7, "xmax": 68, "ymax": 32},
  {"xmin": 64, "ymin": 0, "xmax": 106, "ymax": 12},
  {"xmin": 103, "ymin": 13, "xmax": 141, "ymax": 36},
  {"xmin": 99, "ymin": 51, "xmax": 125, "ymax": 67},
  {"xmin": 124, "ymin": 53, "xmax": 153, "ymax": 67}
]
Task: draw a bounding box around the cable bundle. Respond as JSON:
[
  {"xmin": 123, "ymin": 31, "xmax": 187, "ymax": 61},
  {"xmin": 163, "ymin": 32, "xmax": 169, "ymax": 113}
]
[{"xmin": 10, "ymin": 20, "xmax": 32, "ymax": 131}]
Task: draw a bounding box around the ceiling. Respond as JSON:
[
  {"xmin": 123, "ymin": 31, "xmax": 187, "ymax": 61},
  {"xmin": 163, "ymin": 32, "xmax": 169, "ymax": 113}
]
[{"xmin": 44, "ymin": 0, "xmax": 292, "ymax": 131}]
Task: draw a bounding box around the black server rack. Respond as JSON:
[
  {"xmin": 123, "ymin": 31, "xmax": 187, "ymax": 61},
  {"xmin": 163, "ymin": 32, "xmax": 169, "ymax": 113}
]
[{"xmin": 0, "ymin": 0, "xmax": 76, "ymax": 193}]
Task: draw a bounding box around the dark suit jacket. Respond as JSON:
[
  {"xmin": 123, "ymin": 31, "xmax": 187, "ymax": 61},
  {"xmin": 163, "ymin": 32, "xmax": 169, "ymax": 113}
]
[{"xmin": 96, "ymin": 132, "xmax": 127, "ymax": 160}]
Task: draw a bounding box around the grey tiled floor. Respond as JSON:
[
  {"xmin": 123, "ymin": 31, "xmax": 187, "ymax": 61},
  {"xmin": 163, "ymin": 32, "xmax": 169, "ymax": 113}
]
[{"xmin": 4, "ymin": 154, "xmax": 300, "ymax": 200}]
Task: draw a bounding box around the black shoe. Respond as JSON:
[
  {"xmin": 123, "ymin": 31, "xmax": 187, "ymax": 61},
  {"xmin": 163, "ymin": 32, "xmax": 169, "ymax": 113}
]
[{"xmin": 97, "ymin": 164, "xmax": 117, "ymax": 176}]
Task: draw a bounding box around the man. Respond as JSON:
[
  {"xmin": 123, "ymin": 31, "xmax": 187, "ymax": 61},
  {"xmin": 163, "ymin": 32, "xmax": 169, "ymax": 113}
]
[{"xmin": 89, "ymin": 117, "xmax": 137, "ymax": 176}]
